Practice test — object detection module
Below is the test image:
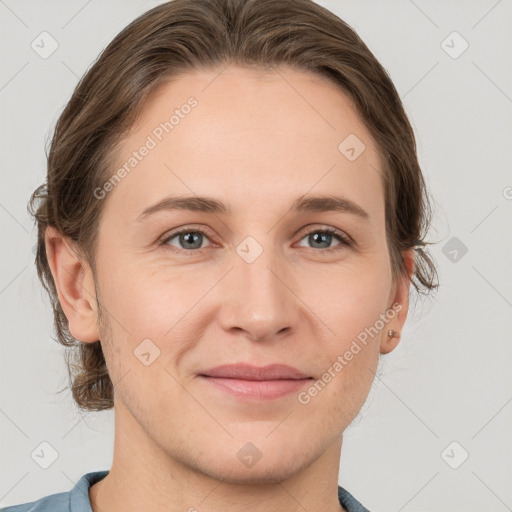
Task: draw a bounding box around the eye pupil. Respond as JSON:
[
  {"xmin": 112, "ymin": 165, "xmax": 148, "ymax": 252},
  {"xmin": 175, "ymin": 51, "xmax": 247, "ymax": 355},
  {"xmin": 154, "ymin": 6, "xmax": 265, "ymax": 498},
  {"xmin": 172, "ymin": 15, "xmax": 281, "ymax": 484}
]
[
  {"xmin": 309, "ymin": 232, "xmax": 331, "ymax": 249},
  {"xmin": 181, "ymin": 232, "xmax": 202, "ymax": 249}
]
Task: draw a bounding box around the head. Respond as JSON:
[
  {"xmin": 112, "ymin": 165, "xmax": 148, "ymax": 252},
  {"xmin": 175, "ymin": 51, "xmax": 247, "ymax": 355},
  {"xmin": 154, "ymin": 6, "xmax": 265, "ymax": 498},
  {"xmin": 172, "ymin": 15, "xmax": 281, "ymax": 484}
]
[{"xmin": 30, "ymin": 0, "xmax": 437, "ymax": 484}]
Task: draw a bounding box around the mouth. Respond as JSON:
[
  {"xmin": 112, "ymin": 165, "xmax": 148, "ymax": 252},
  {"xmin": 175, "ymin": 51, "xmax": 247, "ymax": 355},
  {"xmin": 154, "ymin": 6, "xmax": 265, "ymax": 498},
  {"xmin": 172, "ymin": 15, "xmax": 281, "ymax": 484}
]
[{"xmin": 198, "ymin": 363, "xmax": 313, "ymax": 400}]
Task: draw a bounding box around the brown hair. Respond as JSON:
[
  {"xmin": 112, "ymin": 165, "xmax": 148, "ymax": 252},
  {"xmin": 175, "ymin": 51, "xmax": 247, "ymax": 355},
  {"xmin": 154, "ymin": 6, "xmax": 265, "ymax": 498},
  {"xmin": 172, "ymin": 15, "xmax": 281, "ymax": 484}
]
[{"xmin": 28, "ymin": 0, "xmax": 438, "ymax": 412}]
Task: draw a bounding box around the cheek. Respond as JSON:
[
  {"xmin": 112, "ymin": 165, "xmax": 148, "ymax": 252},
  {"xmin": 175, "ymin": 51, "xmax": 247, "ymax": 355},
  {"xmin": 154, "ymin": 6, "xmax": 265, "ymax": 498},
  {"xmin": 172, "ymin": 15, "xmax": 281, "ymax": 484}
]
[
  {"xmin": 97, "ymin": 253, "xmax": 199, "ymax": 337},
  {"xmin": 299, "ymin": 266, "xmax": 390, "ymax": 403},
  {"xmin": 95, "ymin": 261, "xmax": 213, "ymax": 394},
  {"xmin": 299, "ymin": 259, "xmax": 392, "ymax": 342}
]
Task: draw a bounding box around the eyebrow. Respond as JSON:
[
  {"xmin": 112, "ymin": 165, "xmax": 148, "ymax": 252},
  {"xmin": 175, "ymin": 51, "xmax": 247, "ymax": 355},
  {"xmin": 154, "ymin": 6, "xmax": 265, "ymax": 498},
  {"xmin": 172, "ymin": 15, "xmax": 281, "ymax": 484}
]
[{"xmin": 135, "ymin": 193, "xmax": 370, "ymax": 222}]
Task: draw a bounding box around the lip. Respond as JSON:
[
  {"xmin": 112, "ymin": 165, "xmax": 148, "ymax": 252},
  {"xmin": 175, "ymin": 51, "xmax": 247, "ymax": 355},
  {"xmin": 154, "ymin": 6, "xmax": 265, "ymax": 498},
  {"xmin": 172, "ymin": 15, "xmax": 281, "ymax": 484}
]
[
  {"xmin": 200, "ymin": 363, "xmax": 311, "ymax": 380},
  {"xmin": 198, "ymin": 363, "xmax": 313, "ymax": 400}
]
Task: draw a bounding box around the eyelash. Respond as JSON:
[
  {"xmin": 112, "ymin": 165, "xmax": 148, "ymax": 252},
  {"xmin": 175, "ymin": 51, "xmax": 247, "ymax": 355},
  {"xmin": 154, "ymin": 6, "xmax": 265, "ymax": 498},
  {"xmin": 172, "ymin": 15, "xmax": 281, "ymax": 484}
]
[{"xmin": 159, "ymin": 225, "xmax": 352, "ymax": 255}]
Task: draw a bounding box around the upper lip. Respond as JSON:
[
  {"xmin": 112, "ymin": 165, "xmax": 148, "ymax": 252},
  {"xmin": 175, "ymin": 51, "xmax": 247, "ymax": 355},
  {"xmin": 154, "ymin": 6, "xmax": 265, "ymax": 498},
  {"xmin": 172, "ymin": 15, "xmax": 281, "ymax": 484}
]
[{"xmin": 200, "ymin": 363, "xmax": 311, "ymax": 381}]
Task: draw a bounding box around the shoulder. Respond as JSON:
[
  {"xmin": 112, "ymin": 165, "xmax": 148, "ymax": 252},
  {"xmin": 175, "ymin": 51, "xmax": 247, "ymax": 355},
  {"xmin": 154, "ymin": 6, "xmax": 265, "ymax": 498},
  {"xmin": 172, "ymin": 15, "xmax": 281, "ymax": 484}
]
[
  {"xmin": 0, "ymin": 470, "xmax": 109, "ymax": 512},
  {"xmin": 0, "ymin": 491, "xmax": 69, "ymax": 512},
  {"xmin": 338, "ymin": 485, "xmax": 371, "ymax": 512}
]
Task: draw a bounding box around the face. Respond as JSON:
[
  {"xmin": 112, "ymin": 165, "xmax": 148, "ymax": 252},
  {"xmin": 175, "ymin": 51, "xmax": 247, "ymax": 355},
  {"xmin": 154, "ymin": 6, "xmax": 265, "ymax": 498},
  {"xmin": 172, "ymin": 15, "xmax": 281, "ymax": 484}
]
[{"xmin": 49, "ymin": 65, "xmax": 412, "ymax": 484}]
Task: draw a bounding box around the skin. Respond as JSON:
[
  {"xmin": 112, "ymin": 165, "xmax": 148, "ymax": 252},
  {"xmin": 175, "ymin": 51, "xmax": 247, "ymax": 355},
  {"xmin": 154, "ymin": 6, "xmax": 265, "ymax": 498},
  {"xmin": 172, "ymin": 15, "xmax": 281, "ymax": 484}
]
[{"xmin": 45, "ymin": 64, "xmax": 414, "ymax": 512}]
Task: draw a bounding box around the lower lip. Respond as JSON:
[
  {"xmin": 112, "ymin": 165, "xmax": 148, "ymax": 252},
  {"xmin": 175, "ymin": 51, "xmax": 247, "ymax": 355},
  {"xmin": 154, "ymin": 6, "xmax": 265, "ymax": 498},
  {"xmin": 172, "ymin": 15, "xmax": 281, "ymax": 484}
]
[{"xmin": 199, "ymin": 376, "xmax": 312, "ymax": 400}]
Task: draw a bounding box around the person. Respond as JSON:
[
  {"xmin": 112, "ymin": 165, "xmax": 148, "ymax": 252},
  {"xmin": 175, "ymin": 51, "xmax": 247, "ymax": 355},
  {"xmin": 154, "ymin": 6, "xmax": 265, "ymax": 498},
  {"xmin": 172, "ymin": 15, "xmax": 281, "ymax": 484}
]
[{"xmin": 2, "ymin": 0, "xmax": 438, "ymax": 511}]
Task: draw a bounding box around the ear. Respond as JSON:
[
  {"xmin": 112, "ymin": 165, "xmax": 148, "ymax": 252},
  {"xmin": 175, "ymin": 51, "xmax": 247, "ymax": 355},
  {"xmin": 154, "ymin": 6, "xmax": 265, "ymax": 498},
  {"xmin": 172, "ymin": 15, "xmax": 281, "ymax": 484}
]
[
  {"xmin": 44, "ymin": 226, "xmax": 100, "ymax": 343},
  {"xmin": 380, "ymin": 248, "xmax": 415, "ymax": 354}
]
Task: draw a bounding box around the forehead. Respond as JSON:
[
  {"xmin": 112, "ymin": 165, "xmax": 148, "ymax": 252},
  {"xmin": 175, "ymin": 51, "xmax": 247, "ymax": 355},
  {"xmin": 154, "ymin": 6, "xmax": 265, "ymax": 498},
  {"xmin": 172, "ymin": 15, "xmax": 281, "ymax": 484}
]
[{"xmin": 102, "ymin": 65, "xmax": 384, "ymax": 223}]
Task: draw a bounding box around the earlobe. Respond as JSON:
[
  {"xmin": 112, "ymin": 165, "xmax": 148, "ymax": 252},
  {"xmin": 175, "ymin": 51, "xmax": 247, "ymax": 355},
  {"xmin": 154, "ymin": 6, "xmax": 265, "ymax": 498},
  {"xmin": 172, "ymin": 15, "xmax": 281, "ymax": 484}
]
[
  {"xmin": 381, "ymin": 328, "xmax": 401, "ymax": 354},
  {"xmin": 380, "ymin": 248, "xmax": 415, "ymax": 355},
  {"xmin": 45, "ymin": 226, "xmax": 100, "ymax": 343}
]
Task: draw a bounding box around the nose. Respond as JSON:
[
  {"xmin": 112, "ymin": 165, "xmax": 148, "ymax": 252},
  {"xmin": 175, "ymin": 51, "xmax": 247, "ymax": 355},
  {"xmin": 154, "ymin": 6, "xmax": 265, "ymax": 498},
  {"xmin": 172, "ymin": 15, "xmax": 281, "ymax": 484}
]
[{"xmin": 218, "ymin": 246, "xmax": 299, "ymax": 343}]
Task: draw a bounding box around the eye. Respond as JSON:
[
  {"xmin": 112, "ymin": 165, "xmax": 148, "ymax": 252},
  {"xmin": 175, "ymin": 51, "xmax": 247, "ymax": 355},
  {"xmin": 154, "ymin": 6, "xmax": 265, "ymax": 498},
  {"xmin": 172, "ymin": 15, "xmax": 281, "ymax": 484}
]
[
  {"xmin": 295, "ymin": 227, "xmax": 351, "ymax": 253},
  {"xmin": 159, "ymin": 225, "xmax": 352, "ymax": 254},
  {"xmin": 161, "ymin": 227, "xmax": 213, "ymax": 251}
]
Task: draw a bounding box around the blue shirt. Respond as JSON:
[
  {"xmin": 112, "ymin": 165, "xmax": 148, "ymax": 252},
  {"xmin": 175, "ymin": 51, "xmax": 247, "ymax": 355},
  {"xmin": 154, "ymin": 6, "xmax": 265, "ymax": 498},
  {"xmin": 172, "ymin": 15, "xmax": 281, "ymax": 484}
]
[{"xmin": 1, "ymin": 470, "xmax": 370, "ymax": 512}]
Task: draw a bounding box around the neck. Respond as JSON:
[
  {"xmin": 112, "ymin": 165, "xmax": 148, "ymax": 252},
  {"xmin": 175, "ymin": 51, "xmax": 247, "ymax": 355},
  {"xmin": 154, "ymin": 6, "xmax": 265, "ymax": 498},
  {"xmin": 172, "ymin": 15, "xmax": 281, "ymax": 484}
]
[{"xmin": 89, "ymin": 401, "xmax": 346, "ymax": 512}]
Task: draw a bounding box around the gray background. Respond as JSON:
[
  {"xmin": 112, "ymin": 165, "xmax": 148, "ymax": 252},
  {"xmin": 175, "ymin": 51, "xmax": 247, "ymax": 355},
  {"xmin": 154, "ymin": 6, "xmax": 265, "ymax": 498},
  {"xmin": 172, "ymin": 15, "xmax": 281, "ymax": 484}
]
[{"xmin": 1, "ymin": 1, "xmax": 511, "ymax": 510}]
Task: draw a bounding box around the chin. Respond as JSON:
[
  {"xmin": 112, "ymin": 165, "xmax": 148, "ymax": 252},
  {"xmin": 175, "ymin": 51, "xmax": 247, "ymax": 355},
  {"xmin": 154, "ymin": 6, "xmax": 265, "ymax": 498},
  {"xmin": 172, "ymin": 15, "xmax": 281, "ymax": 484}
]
[
  {"xmin": 177, "ymin": 436, "xmax": 318, "ymax": 486},
  {"xmin": 194, "ymin": 455, "xmax": 306, "ymax": 486}
]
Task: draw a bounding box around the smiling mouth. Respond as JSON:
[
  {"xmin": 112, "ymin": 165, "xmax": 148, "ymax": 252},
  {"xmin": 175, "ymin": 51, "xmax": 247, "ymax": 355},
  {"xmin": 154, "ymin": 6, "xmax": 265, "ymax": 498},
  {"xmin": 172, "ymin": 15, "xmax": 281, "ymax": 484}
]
[{"xmin": 198, "ymin": 362, "xmax": 313, "ymax": 400}]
